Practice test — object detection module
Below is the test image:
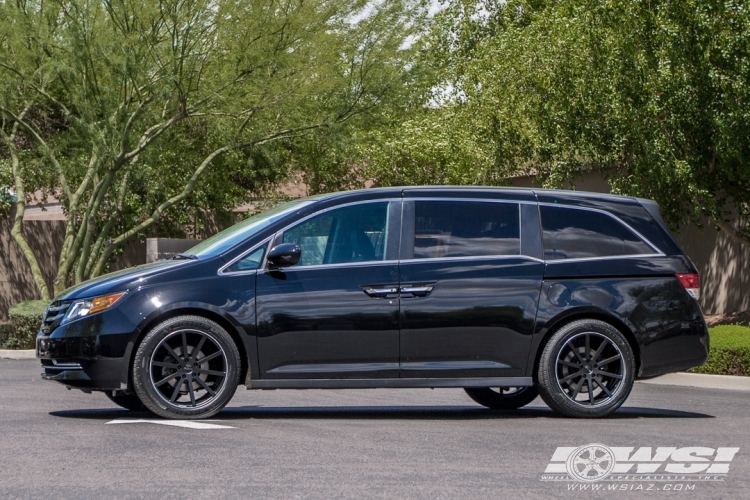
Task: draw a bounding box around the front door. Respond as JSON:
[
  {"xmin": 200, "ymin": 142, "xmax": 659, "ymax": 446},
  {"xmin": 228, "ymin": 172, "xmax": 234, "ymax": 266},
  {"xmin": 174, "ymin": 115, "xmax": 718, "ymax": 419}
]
[
  {"xmin": 256, "ymin": 200, "xmax": 401, "ymax": 379},
  {"xmin": 398, "ymin": 199, "xmax": 544, "ymax": 378}
]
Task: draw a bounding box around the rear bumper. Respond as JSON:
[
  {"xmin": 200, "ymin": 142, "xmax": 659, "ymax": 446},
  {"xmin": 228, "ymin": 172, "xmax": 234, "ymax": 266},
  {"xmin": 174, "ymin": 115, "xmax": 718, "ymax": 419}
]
[{"xmin": 637, "ymin": 317, "xmax": 710, "ymax": 379}]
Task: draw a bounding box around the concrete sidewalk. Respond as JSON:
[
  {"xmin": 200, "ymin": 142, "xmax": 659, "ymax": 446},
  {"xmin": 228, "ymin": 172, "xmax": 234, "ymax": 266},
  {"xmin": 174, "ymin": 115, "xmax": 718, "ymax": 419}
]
[
  {"xmin": 0, "ymin": 349, "xmax": 35, "ymax": 360},
  {"xmin": 638, "ymin": 372, "xmax": 750, "ymax": 392}
]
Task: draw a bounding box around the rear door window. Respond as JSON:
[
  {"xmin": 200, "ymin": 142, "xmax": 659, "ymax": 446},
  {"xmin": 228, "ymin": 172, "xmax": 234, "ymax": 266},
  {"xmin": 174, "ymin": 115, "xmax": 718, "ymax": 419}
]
[
  {"xmin": 412, "ymin": 201, "xmax": 520, "ymax": 258},
  {"xmin": 540, "ymin": 205, "xmax": 654, "ymax": 260}
]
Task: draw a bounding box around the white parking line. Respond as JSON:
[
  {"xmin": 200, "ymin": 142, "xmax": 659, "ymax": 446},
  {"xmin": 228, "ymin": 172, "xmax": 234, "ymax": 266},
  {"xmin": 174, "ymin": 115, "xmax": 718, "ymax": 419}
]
[{"xmin": 105, "ymin": 418, "xmax": 235, "ymax": 429}]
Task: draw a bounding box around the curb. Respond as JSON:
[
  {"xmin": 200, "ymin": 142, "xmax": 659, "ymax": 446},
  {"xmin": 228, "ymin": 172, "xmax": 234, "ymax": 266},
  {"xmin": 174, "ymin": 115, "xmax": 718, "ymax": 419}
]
[
  {"xmin": 638, "ymin": 372, "xmax": 750, "ymax": 392},
  {"xmin": 0, "ymin": 349, "xmax": 36, "ymax": 360}
]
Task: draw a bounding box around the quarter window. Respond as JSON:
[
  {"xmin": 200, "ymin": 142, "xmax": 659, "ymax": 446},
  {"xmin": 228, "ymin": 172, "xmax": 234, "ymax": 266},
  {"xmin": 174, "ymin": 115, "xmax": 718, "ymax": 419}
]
[
  {"xmin": 540, "ymin": 205, "xmax": 654, "ymax": 260},
  {"xmin": 282, "ymin": 202, "xmax": 389, "ymax": 266},
  {"xmin": 224, "ymin": 246, "xmax": 266, "ymax": 273},
  {"xmin": 412, "ymin": 201, "xmax": 520, "ymax": 258}
]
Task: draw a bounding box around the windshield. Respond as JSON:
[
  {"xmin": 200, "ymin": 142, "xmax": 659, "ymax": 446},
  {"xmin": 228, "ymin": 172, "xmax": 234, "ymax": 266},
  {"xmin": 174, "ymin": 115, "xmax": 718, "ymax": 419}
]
[{"xmin": 185, "ymin": 199, "xmax": 315, "ymax": 258}]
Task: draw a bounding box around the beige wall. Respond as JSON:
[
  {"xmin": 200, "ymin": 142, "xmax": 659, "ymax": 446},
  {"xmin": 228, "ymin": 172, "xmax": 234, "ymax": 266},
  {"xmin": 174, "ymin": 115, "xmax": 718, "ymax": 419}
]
[{"xmin": 512, "ymin": 172, "xmax": 749, "ymax": 315}]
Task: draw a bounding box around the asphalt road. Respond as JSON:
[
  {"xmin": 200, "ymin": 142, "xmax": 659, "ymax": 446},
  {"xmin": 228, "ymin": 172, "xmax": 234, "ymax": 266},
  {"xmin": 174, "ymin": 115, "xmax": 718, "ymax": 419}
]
[{"xmin": 1, "ymin": 359, "xmax": 748, "ymax": 499}]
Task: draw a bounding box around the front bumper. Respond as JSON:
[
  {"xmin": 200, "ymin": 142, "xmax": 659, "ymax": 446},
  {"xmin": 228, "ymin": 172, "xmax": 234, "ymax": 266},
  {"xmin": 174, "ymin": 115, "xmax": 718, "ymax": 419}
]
[{"xmin": 36, "ymin": 309, "xmax": 138, "ymax": 391}]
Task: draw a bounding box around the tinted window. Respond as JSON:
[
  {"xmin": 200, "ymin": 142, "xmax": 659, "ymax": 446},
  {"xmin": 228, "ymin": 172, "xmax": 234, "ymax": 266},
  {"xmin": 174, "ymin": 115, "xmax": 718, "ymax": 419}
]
[
  {"xmin": 412, "ymin": 201, "xmax": 520, "ymax": 258},
  {"xmin": 540, "ymin": 205, "xmax": 654, "ymax": 260},
  {"xmin": 283, "ymin": 202, "xmax": 388, "ymax": 266},
  {"xmin": 224, "ymin": 246, "xmax": 266, "ymax": 273}
]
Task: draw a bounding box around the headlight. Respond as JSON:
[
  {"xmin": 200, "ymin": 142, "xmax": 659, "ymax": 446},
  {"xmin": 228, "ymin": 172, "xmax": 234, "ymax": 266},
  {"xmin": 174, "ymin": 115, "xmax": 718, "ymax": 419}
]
[{"xmin": 62, "ymin": 292, "xmax": 126, "ymax": 324}]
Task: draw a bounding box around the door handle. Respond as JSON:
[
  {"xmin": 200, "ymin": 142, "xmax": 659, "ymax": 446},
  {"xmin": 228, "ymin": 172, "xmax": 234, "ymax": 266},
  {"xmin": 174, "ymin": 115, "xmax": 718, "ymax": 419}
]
[
  {"xmin": 400, "ymin": 284, "xmax": 435, "ymax": 297},
  {"xmin": 362, "ymin": 286, "xmax": 398, "ymax": 298}
]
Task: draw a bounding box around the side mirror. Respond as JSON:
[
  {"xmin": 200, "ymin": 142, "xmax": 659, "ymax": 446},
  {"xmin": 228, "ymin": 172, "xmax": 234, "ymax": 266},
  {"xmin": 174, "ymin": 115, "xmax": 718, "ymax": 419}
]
[{"xmin": 267, "ymin": 243, "xmax": 301, "ymax": 268}]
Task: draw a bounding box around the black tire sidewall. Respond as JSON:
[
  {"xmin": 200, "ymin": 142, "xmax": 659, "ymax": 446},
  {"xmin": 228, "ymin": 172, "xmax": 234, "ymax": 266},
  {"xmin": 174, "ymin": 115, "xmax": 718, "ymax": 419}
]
[
  {"xmin": 464, "ymin": 386, "xmax": 539, "ymax": 410},
  {"xmin": 133, "ymin": 315, "xmax": 241, "ymax": 419},
  {"xmin": 537, "ymin": 319, "xmax": 635, "ymax": 418}
]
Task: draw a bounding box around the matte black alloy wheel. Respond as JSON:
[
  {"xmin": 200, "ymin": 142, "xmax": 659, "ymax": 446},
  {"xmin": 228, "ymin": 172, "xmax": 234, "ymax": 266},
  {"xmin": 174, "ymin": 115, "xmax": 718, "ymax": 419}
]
[
  {"xmin": 538, "ymin": 319, "xmax": 635, "ymax": 418},
  {"xmin": 133, "ymin": 316, "xmax": 240, "ymax": 419},
  {"xmin": 464, "ymin": 386, "xmax": 539, "ymax": 410}
]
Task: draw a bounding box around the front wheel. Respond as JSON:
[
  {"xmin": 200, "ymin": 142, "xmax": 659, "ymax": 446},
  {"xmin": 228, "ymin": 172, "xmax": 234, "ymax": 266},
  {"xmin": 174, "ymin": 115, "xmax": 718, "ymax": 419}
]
[
  {"xmin": 133, "ymin": 315, "xmax": 241, "ymax": 419},
  {"xmin": 537, "ymin": 319, "xmax": 635, "ymax": 418},
  {"xmin": 464, "ymin": 386, "xmax": 539, "ymax": 410}
]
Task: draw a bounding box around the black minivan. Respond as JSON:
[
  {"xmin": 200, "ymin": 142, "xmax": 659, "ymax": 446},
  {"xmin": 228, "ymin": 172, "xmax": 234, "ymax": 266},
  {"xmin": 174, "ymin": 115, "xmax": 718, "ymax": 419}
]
[{"xmin": 37, "ymin": 187, "xmax": 709, "ymax": 419}]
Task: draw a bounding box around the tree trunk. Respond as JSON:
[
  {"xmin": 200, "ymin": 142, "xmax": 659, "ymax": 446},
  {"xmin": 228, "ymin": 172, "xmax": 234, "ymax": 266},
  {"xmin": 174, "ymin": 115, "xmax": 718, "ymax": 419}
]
[
  {"xmin": 716, "ymin": 219, "xmax": 750, "ymax": 249},
  {"xmin": 8, "ymin": 155, "xmax": 52, "ymax": 301}
]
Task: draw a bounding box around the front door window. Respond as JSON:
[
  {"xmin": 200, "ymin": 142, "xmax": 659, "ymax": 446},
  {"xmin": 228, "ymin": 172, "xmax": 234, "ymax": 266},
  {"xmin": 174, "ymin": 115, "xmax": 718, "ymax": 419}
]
[{"xmin": 282, "ymin": 202, "xmax": 389, "ymax": 266}]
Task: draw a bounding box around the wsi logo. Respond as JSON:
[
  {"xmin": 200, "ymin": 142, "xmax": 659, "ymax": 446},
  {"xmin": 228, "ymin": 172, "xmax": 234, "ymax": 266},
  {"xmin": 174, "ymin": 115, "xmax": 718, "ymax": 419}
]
[{"xmin": 541, "ymin": 444, "xmax": 739, "ymax": 482}]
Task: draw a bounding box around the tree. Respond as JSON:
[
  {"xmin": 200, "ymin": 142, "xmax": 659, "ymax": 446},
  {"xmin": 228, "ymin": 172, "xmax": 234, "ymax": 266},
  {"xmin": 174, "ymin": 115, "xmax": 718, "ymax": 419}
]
[
  {"xmin": 412, "ymin": 0, "xmax": 750, "ymax": 246},
  {"xmin": 0, "ymin": 0, "xmax": 428, "ymax": 298}
]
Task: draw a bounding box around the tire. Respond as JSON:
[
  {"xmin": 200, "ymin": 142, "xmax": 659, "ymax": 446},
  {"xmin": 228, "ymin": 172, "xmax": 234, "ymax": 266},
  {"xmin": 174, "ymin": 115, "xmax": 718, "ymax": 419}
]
[
  {"xmin": 464, "ymin": 386, "xmax": 539, "ymax": 410},
  {"xmin": 133, "ymin": 315, "xmax": 241, "ymax": 419},
  {"xmin": 104, "ymin": 391, "xmax": 149, "ymax": 412},
  {"xmin": 537, "ymin": 319, "xmax": 635, "ymax": 418}
]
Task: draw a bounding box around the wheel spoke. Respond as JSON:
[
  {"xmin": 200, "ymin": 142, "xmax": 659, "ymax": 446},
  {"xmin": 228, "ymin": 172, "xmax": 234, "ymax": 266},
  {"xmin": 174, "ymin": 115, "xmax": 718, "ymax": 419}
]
[
  {"xmin": 193, "ymin": 367, "xmax": 225, "ymax": 377},
  {"xmin": 571, "ymin": 378, "xmax": 585, "ymax": 400},
  {"xmin": 567, "ymin": 341, "xmax": 586, "ymax": 364},
  {"xmin": 190, "ymin": 335, "xmax": 207, "ymax": 363},
  {"xmin": 195, "ymin": 351, "xmax": 222, "ymax": 365},
  {"xmin": 152, "ymin": 361, "xmax": 179, "ymax": 369},
  {"xmin": 170, "ymin": 380, "xmax": 183, "ymax": 402},
  {"xmin": 163, "ymin": 343, "xmax": 183, "ymax": 362},
  {"xmin": 194, "ymin": 375, "xmax": 216, "ymax": 397},
  {"xmin": 593, "ymin": 376, "xmax": 612, "ymax": 397},
  {"xmin": 591, "ymin": 338, "xmax": 608, "ymax": 365},
  {"xmin": 557, "ymin": 359, "xmax": 580, "ymax": 368},
  {"xmin": 559, "ymin": 369, "xmax": 584, "ymax": 384},
  {"xmin": 585, "ymin": 334, "xmax": 591, "ymax": 361},
  {"xmin": 182, "ymin": 332, "xmax": 188, "ymax": 361},
  {"xmin": 594, "ymin": 369, "xmax": 622, "ymax": 380},
  {"xmin": 187, "ymin": 377, "xmax": 196, "ymax": 406},
  {"xmin": 154, "ymin": 372, "xmax": 181, "ymax": 387},
  {"xmin": 587, "ymin": 378, "xmax": 595, "ymax": 405},
  {"xmin": 597, "ymin": 354, "xmax": 622, "ymax": 367}
]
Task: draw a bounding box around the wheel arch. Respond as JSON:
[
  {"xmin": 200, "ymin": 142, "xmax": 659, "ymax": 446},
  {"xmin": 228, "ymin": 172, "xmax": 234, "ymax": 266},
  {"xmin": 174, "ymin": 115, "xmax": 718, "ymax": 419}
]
[
  {"xmin": 530, "ymin": 309, "xmax": 641, "ymax": 382},
  {"xmin": 127, "ymin": 306, "xmax": 251, "ymax": 391}
]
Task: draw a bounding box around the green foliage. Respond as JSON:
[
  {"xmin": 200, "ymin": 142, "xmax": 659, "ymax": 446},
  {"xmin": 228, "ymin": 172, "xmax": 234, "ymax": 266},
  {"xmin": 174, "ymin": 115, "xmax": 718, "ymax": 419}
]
[
  {"xmin": 5, "ymin": 300, "xmax": 49, "ymax": 349},
  {"xmin": 691, "ymin": 325, "xmax": 750, "ymax": 376},
  {"xmin": 405, "ymin": 0, "xmax": 750, "ymax": 245},
  {"xmin": 0, "ymin": 0, "xmax": 429, "ymax": 295}
]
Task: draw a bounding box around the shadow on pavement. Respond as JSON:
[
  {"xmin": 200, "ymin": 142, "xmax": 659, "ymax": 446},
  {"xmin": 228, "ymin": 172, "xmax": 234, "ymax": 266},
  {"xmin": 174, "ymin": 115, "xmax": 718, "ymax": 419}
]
[{"xmin": 49, "ymin": 405, "xmax": 713, "ymax": 421}]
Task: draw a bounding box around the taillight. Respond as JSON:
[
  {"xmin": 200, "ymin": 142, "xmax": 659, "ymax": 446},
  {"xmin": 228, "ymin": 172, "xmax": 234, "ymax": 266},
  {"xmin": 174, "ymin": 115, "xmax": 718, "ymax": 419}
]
[{"xmin": 676, "ymin": 273, "xmax": 700, "ymax": 300}]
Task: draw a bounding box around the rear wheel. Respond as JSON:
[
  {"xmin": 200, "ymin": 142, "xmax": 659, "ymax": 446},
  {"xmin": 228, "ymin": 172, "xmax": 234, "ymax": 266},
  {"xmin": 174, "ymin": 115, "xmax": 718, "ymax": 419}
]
[
  {"xmin": 537, "ymin": 319, "xmax": 635, "ymax": 418},
  {"xmin": 133, "ymin": 315, "xmax": 241, "ymax": 419},
  {"xmin": 464, "ymin": 386, "xmax": 539, "ymax": 410},
  {"xmin": 104, "ymin": 392, "xmax": 148, "ymax": 412}
]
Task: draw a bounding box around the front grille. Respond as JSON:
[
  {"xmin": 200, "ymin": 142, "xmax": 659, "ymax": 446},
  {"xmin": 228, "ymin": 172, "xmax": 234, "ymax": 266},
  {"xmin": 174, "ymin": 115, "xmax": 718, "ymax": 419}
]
[{"xmin": 40, "ymin": 301, "xmax": 72, "ymax": 334}]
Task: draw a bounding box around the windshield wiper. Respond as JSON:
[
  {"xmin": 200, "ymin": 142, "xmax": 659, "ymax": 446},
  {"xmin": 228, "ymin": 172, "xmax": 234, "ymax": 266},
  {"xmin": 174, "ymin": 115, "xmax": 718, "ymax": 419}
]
[{"xmin": 172, "ymin": 253, "xmax": 197, "ymax": 260}]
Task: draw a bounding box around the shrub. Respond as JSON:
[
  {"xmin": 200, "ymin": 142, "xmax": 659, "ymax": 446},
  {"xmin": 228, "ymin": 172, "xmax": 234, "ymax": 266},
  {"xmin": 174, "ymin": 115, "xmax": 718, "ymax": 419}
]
[
  {"xmin": 0, "ymin": 321, "xmax": 13, "ymax": 347},
  {"xmin": 4, "ymin": 300, "xmax": 50, "ymax": 349},
  {"xmin": 690, "ymin": 325, "xmax": 750, "ymax": 376}
]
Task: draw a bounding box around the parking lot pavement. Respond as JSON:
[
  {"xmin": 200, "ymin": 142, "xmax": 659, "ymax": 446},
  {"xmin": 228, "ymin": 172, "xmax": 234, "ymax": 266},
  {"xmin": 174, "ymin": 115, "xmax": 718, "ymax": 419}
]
[{"xmin": 1, "ymin": 359, "xmax": 748, "ymax": 499}]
